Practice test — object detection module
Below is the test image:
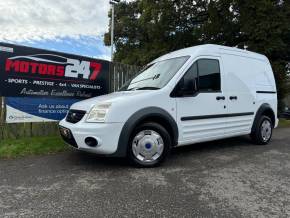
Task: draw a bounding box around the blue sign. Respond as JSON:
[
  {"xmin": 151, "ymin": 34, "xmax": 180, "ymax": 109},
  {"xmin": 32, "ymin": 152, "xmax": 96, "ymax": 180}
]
[{"xmin": 6, "ymin": 97, "xmax": 80, "ymax": 123}]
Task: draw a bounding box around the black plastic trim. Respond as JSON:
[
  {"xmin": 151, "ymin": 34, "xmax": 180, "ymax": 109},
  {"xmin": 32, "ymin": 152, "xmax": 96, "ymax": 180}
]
[
  {"xmin": 66, "ymin": 109, "xmax": 86, "ymax": 124},
  {"xmin": 59, "ymin": 126, "xmax": 78, "ymax": 148},
  {"xmin": 256, "ymin": 91, "xmax": 276, "ymax": 94},
  {"xmin": 111, "ymin": 107, "xmax": 178, "ymax": 157},
  {"xmin": 181, "ymin": 112, "xmax": 254, "ymax": 121},
  {"xmin": 251, "ymin": 103, "xmax": 275, "ymax": 133}
]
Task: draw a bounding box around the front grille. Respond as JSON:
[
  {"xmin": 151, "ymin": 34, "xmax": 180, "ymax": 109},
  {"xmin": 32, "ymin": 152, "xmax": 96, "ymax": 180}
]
[{"xmin": 66, "ymin": 109, "xmax": 86, "ymax": 124}]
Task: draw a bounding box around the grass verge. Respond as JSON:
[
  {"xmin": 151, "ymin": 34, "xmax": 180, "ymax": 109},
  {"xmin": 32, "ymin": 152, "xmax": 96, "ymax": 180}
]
[
  {"xmin": 0, "ymin": 136, "xmax": 70, "ymax": 159},
  {"xmin": 278, "ymin": 118, "xmax": 290, "ymax": 128}
]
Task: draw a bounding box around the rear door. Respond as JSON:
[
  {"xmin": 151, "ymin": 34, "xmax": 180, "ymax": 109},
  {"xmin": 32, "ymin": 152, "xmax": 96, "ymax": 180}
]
[{"xmin": 176, "ymin": 56, "xmax": 228, "ymax": 145}]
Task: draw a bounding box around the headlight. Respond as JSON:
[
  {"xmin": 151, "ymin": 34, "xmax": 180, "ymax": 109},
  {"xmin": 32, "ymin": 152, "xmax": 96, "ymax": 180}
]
[{"xmin": 86, "ymin": 102, "xmax": 112, "ymax": 123}]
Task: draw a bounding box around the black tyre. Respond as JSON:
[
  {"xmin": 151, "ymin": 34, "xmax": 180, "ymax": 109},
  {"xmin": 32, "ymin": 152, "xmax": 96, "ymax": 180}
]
[
  {"xmin": 251, "ymin": 115, "xmax": 273, "ymax": 145},
  {"xmin": 128, "ymin": 122, "xmax": 172, "ymax": 167}
]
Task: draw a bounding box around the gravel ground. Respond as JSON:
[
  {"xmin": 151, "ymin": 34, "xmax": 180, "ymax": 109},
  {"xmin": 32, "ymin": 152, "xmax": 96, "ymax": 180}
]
[{"xmin": 0, "ymin": 128, "xmax": 290, "ymax": 218}]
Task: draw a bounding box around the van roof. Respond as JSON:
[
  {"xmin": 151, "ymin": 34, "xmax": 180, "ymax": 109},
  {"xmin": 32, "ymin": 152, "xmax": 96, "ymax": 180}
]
[{"xmin": 152, "ymin": 44, "xmax": 269, "ymax": 63}]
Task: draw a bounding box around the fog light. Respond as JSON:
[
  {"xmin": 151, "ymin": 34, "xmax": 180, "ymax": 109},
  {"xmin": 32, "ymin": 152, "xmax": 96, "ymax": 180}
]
[{"xmin": 85, "ymin": 137, "xmax": 98, "ymax": 147}]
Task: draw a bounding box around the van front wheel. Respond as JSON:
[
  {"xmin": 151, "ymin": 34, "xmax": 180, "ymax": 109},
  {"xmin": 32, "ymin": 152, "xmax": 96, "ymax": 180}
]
[
  {"xmin": 251, "ymin": 115, "xmax": 273, "ymax": 145},
  {"xmin": 128, "ymin": 122, "xmax": 172, "ymax": 167}
]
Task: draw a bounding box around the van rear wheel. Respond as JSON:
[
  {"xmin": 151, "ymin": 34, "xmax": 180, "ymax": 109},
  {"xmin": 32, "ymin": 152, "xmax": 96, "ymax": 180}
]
[
  {"xmin": 128, "ymin": 122, "xmax": 171, "ymax": 167},
  {"xmin": 251, "ymin": 115, "xmax": 273, "ymax": 145}
]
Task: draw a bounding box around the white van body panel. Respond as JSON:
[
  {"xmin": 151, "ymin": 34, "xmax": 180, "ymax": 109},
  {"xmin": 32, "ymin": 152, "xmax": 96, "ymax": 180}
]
[
  {"xmin": 222, "ymin": 53, "xmax": 260, "ymax": 137},
  {"xmin": 175, "ymin": 55, "xmax": 227, "ymax": 145},
  {"xmin": 59, "ymin": 44, "xmax": 278, "ymax": 155},
  {"xmin": 70, "ymin": 89, "xmax": 176, "ymax": 124}
]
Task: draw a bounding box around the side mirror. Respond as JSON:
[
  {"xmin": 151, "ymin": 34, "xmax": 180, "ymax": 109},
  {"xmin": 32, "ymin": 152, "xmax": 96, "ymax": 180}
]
[{"xmin": 176, "ymin": 78, "xmax": 197, "ymax": 97}]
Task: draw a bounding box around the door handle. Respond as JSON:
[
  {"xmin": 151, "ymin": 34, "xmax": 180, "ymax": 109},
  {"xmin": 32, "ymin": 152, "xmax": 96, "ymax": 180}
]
[
  {"xmin": 216, "ymin": 96, "xmax": 225, "ymax": 101},
  {"xmin": 229, "ymin": 96, "xmax": 238, "ymax": 100}
]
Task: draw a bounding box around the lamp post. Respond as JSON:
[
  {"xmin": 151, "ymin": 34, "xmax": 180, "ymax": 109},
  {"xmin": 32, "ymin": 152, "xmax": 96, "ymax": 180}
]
[{"xmin": 109, "ymin": 0, "xmax": 120, "ymax": 62}]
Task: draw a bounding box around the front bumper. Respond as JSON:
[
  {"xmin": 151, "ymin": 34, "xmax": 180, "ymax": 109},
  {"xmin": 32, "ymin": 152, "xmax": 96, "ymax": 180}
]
[
  {"xmin": 59, "ymin": 126, "xmax": 78, "ymax": 148},
  {"xmin": 59, "ymin": 118, "xmax": 124, "ymax": 156}
]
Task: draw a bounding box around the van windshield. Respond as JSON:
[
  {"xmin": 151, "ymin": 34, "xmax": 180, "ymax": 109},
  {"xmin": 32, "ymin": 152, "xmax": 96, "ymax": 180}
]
[{"xmin": 119, "ymin": 56, "xmax": 189, "ymax": 91}]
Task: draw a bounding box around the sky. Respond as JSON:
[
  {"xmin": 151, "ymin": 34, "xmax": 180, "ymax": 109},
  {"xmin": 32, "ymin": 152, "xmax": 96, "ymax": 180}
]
[{"xmin": 0, "ymin": 0, "xmax": 113, "ymax": 60}]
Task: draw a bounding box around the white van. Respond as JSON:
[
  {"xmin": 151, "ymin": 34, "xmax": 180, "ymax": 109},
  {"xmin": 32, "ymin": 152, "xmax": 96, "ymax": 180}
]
[{"xmin": 59, "ymin": 44, "xmax": 278, "ymax": 167}]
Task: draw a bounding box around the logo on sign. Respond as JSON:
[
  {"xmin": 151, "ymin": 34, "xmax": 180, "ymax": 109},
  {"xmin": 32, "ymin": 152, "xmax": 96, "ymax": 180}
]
[{"xmin": 5, "ymin": 54, "xmax": 102, "ymax": 80}]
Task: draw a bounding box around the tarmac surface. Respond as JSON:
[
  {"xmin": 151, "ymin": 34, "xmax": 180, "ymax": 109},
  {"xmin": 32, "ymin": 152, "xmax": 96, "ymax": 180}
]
[{"xmin": 0, "ymin": 128, "xmax": 290, "ymax": 217}]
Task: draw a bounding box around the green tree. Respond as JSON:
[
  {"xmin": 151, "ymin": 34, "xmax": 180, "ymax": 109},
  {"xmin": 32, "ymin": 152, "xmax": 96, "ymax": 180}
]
[
  {"xmin": 198, "ymin": 0, "xmax": 243, "ymax": 47},
  {"xmin": 202, "ymin": 0, "xmax": 289, "ymax": 109},
  {"xmin": 104, "ymin": 0, "xmax": 208, "ymax": 66},
  {"xmin": 238, "ymin": 0, "xmax": 289, "ymax": 110},
  {"xmin": 104, "ymin": 0, "xmax": 290, "ymax": 109}
]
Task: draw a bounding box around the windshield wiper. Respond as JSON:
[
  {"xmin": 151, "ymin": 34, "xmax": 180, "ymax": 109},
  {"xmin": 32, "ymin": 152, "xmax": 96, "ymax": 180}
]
[
  {"xmin": 135, "ymin": 87, "xmax": 160, "ymax": 90},
  {"xmin": 125, "ymin": 87, "xmax": 160, "ymax": 91}
]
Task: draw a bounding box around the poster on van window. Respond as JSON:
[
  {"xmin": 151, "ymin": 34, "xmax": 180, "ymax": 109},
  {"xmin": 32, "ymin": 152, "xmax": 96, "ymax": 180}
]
[
  {"xmin": 5, "ymin": 97, "xmax": 80, "ymax": 123},
  {"xmin": 0, "ymin": 42, "xmax": 110, "ymax": 98}
]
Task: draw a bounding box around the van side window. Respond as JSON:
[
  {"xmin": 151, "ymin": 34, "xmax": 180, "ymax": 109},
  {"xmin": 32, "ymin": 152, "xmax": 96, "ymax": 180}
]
[
  {"xmin": 183, "ymin": 62, "xmax": 198, "ymax": 90},
  {"xmin": 197, "ymin": 59, "xmax": 221, "ymax": 92}
]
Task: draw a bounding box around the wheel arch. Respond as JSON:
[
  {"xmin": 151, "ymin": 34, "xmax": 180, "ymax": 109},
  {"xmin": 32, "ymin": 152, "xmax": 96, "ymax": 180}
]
[
  {"xmin": 113, "ymin": 107, "xmax": 178, "ymax": 157},
  {"xmin": 252, "ymin": 103, "xmax": 276, "ymax": 133}
]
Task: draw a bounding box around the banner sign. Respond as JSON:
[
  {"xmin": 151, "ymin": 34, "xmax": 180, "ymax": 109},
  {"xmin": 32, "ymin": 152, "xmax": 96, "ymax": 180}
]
[
  {"xmin": 0, "ymin": 42, "xmax": 110, "ymax": 98},
  {"xmin": 6, "ymin": 97, "xmax": 79, "ymax": 123},
  {"xmin": 0, "ymin": 42, "xmax": 111, "ymax": 123}
]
